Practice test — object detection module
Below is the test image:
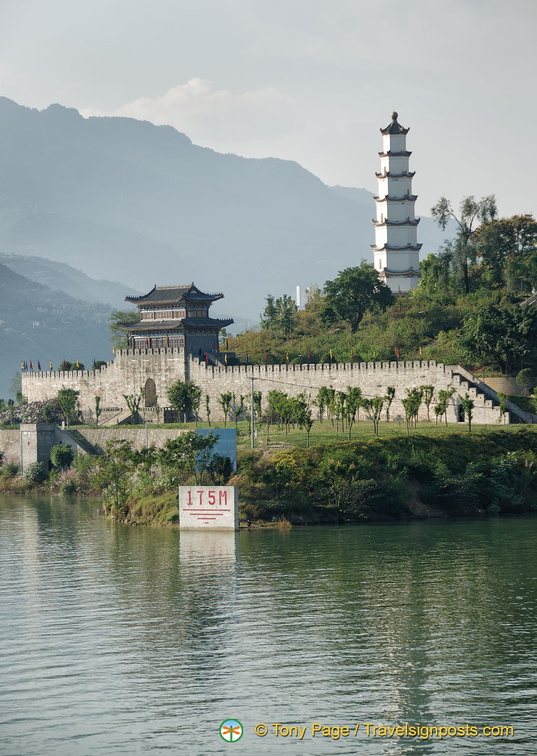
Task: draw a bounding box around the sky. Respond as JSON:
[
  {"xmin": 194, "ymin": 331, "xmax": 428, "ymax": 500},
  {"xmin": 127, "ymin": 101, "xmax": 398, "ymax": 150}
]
[{"xmin": 0, "ymin": 0, "xmax": 535, "ymax": 219}]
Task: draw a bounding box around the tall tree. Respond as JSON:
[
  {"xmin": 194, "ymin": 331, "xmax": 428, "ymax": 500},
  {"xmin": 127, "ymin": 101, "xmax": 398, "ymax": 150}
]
[
  {"xmin": 475, "ymin": 214, "xmax": 537, "ymax": 291},
  {"xmin": 321, "ymin": 263, "xmax": 394, "ymax": 333},
  {"xmin": 459, "ymin": 305, "xmax": 536, "ymax": 374},
  {"xmin": 431, "ymin": 195, "xmax": 497, "ymax": 294},
  {"xmin": 109, "ymin": 309, "xmax": 140, "ymax": 350},
  {"xmin": 167, "ymin": 380, "xmax": 202, "ymax": 423}
]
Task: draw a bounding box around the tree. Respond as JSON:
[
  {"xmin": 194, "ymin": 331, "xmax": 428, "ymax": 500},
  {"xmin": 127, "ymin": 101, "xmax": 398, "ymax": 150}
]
[
  {"xmin": 459, "ymin": 393, "xmax": 474, "ymax": 432},
  {"xmin": 50, "ymin": 444, "xmax": 75, "ymax": 470},
  {"xmin": 109, "ymin": 309, "xmax": 140, "ymax": 350},
  {"xmin": 384, "ymin": 386, "xmax": 395, "ymax": 422},
  {"xmin": 436, "ymin": 387, "xmax": 455, "ymax": 427},
  {"xmin": 94, "ymin": 396, "xmax": 102, "ymax": 428},
  {"xmin": 205, "ymin": 394, "xmax": 211, "ymax": 426},
  {"xmin": 261, "ymin": 294, "xmax": 298, "ymax": 336},
  {"xmin": 401, "ymin": 388, "xmax": 423, "ymax": 434},
  {"xmin": 123, "ymin": 388, "xmax": 144, "ymax": 423},
  {"xmin": 363, "ymin": 396, "xmax": 384, "ymax": 437},
  {"xmin": 157, "ymin": 432, "xmax": 218, "ymax": 487},
  {"xmin": 345, "ymin": 387, "xmax": 363, "ymax": 439},
  {"xmin": 218, "ymin": 392, "xmax": 234, "ymax": 427},
  {"xmin": 431, "ymin": 194, "xmax": 497, "ymax": 294},
  {"xmin": 475, "ymin": 214, "xmax": 537, "ymax": 291},
  {"xmin": 420, "ymin": 385, "xmax": 435, "ymax": 421},
  {"xmin": 167, "ymin": 380, "xmax": 202, "ymax": 423},
  {"xmin": 321, "ymin": 262, "xmax": 394, "ymax": 333},
  {"xmin": 57, "ymin": 388, "xmax": 79, "ymax": 427},
  {"xmin": 517, "ymin": 368, "xmax": 536, "ymax": 395},
  {"xmin": 459, "ymin": 305, "xmax": 536, "ymax": 374}
]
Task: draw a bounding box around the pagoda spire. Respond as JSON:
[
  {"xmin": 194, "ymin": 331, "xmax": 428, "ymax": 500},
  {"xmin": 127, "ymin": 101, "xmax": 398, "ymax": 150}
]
[{"xmin": 372, "ymin": 112, "xmax": 421, "ymax": 293}]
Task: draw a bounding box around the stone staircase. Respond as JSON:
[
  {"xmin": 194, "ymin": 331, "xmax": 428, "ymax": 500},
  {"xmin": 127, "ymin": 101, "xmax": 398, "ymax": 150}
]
[
  {"xmin": 449, "ymin": 366, "xmax": 537, "ymax": 424},
  {"xmin": 98, "ymin": 408, "xmax": 134, "ymax": 427}
]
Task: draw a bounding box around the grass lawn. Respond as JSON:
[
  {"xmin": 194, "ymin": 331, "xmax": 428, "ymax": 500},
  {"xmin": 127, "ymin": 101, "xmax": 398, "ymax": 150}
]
[{"xmin": 90, "ymin": 417, "xmax": 534, "ymax": 452}]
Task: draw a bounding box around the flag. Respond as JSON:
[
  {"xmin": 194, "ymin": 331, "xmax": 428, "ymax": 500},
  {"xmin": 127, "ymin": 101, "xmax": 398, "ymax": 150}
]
[
  {"xmin": 49, "ymin": 360, "xmax": 53, "ymax": 370},
  {"xmin": 225, "ymin": 353, "xmax": 228, "ymax": 364},
  {"xmin": 265, "ymin": 353, "xmax": 269, "ymax": 362},
  {"xmin": 245, "ymin": 354, "xmax": 249, "ymax": 363},
  {"xmin": 29, "ymin": 361, "xmax": 34, "ymax": 370},
  {"xmin": 351, "ymin": 351, "xmax": 355, "ymax": 360},
  {"xmin": 166, "ymin": 336, "xmax": 169, "ymax": 347},
  {"xmin": 205, "ymin": 352, "xmax": 209, "ymax": 363},
  {"xmin": 395, "ymin": 347, "xmax": 400, "ymax": 358},
  {"xmin": 419, "ymin": 346, "xmax": 423, "ymax": 356},
  {"xmin": 307, "ymin": 352, "xmax": 311, "ymax": 360},
  {"xmin": 286, "ymin": 352, "xmax": 289, "ymax": 361},
  {"xmin": 329, "ymin": 349, "xmax": 333, "ymax": 360},
  {"xmin": 24, "ymin": 361, "xmax": 28, "ymax": 370},
  {"xmin": 374, "ymin": 350, "xmax": 377, "ymax": 359},
  {"xmin": 38, "ymin": 361, "xmax": 41, "ymax": 371},
  {"xmin": 21, "ymin": 361, "xmax": 25, "ymax": 371},
  {"xmin": 146, "ymin": 337, "xmax": 150, "ymax": 347}
]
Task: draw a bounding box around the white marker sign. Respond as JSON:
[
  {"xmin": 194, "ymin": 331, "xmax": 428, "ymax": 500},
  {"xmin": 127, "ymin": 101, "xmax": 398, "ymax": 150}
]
[{"xmin": 179, "ymin": 486, "xmax": 239, "ymax": 530}]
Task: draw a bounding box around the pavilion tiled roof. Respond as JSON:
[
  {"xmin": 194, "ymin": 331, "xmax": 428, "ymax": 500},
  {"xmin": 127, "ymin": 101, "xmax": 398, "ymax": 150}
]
[
  {"xmin": 126, "ymin": 284, "xmax": 224, "ymax": 305},
  {"xmin": 117, "ymin": 316, "xmax": 233, "ymax": 332}
]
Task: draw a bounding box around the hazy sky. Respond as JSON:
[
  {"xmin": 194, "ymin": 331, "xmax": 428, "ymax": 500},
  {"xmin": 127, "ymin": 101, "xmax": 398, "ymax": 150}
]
[{"xmin": 0, "ymin": 0, "xmax": 535, "ymax": 218}]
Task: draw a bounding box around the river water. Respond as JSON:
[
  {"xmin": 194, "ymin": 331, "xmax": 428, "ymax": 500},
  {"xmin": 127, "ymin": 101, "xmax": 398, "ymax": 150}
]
[{"xmin": 0, "ymin": 496, "xmax": 536, "ymax": 756}]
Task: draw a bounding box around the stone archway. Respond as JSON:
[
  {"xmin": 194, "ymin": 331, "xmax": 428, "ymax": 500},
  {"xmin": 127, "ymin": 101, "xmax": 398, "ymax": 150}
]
[{"xmin": 144, "ymin": 378, "xmax": 156, "ymax": 407}]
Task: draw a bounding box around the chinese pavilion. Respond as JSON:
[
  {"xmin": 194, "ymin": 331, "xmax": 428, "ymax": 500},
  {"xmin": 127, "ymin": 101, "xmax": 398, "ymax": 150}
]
[
  {"xmin": 118, "ymin": 284, "xmax": 233, "ymax": 355},
  {"xmin": 372, "ymin": 111, "xmax": 421, "ymax": 293}
]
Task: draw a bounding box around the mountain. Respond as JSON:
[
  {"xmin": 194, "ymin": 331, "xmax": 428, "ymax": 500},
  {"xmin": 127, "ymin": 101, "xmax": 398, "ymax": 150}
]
[
  {"xmin": 0, "ymin": 262, "xmax": 115, "ymax": 398},
  {"xmin": 0, "ymin": 254, "xmax": 141, "ymax": 309},
  {"xmin": 0, "ymin": 97, "xmax": 450, "ymax": 325}
]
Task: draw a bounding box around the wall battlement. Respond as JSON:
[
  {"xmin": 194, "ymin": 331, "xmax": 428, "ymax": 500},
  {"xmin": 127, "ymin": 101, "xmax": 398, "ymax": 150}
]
[{"xmin": 21, "ymin": 351, "xmax": 511, "ymax": 425}]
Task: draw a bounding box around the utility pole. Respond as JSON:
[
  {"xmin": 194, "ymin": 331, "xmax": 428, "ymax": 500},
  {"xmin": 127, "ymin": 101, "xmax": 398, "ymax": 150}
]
[{"xmin": 250, "ymin": 375, "xmax": 256, "ymax": 449}]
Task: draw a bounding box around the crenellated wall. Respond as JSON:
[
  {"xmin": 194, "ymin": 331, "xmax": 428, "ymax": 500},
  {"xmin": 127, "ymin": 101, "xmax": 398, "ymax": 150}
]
[{"xmin": 21, "ymin": 349, "xmax": 512, "ymax": 425}]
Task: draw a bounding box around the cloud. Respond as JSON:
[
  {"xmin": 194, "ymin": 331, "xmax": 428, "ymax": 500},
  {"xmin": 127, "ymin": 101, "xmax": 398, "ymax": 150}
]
[{"xmin": 81, "ymin": 79, "xmax": 298, "ymax": 153}]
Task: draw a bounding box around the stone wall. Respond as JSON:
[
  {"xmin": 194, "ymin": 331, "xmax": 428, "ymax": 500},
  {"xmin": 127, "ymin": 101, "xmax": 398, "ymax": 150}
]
[
  {"xmin": 0, "ymin": 430, "xmax": 20, "ymax": 465},
  {"xmin": 22, "ymin": 349, "xmax": 510, "ymax": 425},
  {"xmin": 189, "ymin": 359, "xmax": 507, "ymax": 425}
]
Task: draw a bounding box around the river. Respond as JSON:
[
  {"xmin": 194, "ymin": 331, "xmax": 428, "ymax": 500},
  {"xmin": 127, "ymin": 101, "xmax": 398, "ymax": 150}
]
[{"xmin": 0, "ymin": 496, "xmax": 536, "ymax": 755}]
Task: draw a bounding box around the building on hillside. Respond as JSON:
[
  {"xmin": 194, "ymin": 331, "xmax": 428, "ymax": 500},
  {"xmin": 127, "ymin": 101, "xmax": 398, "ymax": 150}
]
[
  {"xmin": 118, "ymin": 284, "xmax": 233, "ymax": 356},
  {"xmin": 372, "ymin": 112, "xmax": 421, "ymax": 293}
]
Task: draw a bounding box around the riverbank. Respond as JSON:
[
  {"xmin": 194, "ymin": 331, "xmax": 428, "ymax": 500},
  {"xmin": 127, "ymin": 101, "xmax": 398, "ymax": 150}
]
[{"xmin": 2, "ymin": 426, "xmax": 535, "ymax": 527}]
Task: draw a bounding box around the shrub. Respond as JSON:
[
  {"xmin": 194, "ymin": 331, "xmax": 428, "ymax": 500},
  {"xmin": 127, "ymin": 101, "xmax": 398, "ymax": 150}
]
[
  {"xmin": 0, "ymin": 462, "xmax": 19, "ymax": 477},
  {"xmin": 24, "ymin": 462, "xmax": 48, "ymax": 484},
  {"xmin": 50, "ymin": 444, "xmax": 75, "ymax": 470}
]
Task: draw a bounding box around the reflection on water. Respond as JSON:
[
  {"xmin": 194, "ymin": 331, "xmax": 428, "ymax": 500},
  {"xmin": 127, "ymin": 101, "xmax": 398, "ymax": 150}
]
[{"xmin": 0, "ymin": 496, "xmax": 536, "ymax": 755}]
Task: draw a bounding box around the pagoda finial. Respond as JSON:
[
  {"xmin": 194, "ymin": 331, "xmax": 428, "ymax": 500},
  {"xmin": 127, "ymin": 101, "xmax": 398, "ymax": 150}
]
[{"xmin": 391, "ymin": 111, "xmax": 398, "ymax": 120}]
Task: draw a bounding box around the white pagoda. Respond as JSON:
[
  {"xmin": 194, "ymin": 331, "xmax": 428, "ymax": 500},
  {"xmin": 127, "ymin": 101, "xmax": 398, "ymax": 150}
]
[{"xmin": 372, "ymin": 111, "xmax": 421, "ymax": 292}]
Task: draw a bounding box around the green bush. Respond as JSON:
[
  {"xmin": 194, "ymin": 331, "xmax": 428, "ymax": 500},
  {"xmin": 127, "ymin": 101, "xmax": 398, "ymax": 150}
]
[
  {"xmin": 24, "ymin": 462, "xmax": 48, "ymax": 484},
  {"xmin": 0, "ymin": 461, "xmax": 19, "ymax": 477},
  {"xmin": 50, "ymin": 444, "xmax": 75, "ymax": 470}
]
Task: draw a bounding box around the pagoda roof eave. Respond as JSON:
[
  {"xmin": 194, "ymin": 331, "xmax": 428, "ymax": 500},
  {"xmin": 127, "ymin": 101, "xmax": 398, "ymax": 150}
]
[
  {"xmin": 372, "ymin": 218, "xmax": 420, "ymax": 226},
  {"xmin": 371, "ymin": 243, "xmax": 423, "ymax": 251},
  {"xmin": 375, "ymin": 171, "xmax": 416, "ymax": 178},
  {"xmin": 117, "ymin": 317, "xmax": 233, "ymax": 333},
  {"xmin": 378, "ymin": 150, "xmax": 412, "ymax": 157},
  {"xmin": 125, "ymin": 284, "xmax": 224, "ymax": 305},
  {"xmin": 374, "ymin": 195, "xmax": 418, "ymax": 202}
]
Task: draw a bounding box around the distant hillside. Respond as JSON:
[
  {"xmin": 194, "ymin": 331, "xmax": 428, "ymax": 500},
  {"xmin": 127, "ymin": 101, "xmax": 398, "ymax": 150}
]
[
  {"xmin": 0, "ymin": 262, "xmax": 115, "ymax": 397},
  {"xmin": 0, "ymin": 97, "xmax": 449, "ymax": 326},
  {"xmin": 0, "ymin": 254, "xmax": 141, "ymax": 309}
]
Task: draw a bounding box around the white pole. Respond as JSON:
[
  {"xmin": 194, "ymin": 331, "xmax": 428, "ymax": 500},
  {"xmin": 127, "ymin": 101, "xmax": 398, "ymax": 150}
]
[{"xmin": 296, "ymin": 285, "xmax": 301, "ymax": 309}]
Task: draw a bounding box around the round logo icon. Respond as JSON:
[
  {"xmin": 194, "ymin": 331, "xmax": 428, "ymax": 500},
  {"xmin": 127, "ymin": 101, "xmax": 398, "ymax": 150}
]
[{"xmin": 220, "ymin": 719, "xmax": 244, "ymax": 743}]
